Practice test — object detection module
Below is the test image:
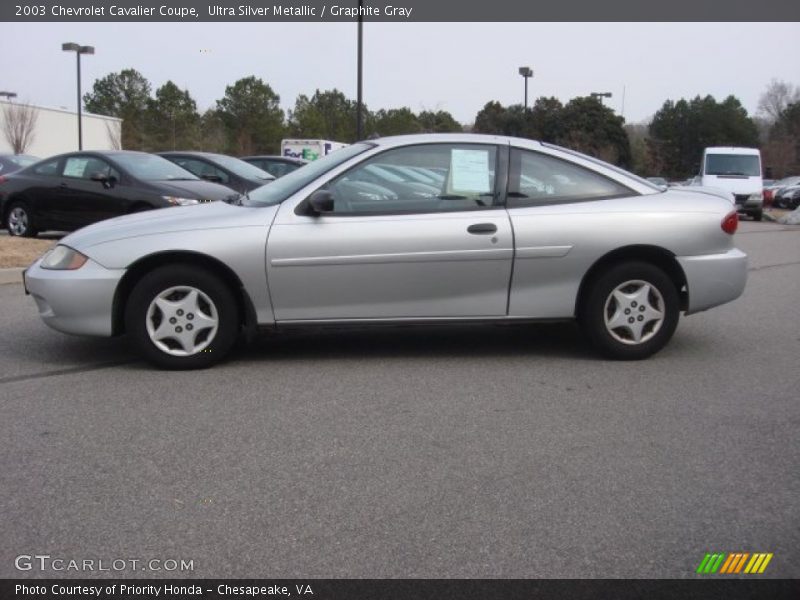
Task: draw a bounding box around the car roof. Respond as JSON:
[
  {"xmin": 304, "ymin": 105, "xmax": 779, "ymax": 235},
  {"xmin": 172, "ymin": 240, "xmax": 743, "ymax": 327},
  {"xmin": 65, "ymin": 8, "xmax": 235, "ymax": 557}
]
[
  {"xmin": 39, "ymin": 150, "xmax": 155, "ymax": 159},
  {"xmin": 370, "ymin": 133, "xmax": 544, "ymax": 150},
  {"xmin": 158, "ymin": 151, "xmax": 223, "ymax": 158},
  {"xmin": 703, "ymin": 147, "xmax": 760, "ymax": 155},
  {"xmin": 241, "ymin": 155, "xmax": 307, "ymax": 163}
]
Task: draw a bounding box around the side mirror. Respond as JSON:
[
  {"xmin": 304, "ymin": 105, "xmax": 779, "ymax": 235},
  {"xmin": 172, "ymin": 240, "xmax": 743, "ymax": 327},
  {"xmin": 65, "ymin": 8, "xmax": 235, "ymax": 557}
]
[
  {"xmin": 308, "ymin": 190, "xmax": 334, "ymax": 215},
  {"xmin": 201, "ymin": 174, "xmax": 223, "ymax": 183},
  {"xmin": 90, "ymin": 172, "xmax": 117, "ymax": 188}
]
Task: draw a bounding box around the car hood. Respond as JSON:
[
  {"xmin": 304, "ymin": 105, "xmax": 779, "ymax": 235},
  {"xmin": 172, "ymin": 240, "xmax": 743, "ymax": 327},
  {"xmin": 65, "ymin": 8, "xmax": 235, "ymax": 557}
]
[
  {"xmin": 701, "ymin": 176, "xmax": 761, "ymax": 195},
  {"xmin": 153, "ymin": 179, "xmax": 239, "ymax": 201},
  {"xmin": 61, "ymin": 200, "xmax": 278, "ymax": 252},
  {"xmin": 776, "ymin": 184, "xmax": 800, "ymax": 195}
]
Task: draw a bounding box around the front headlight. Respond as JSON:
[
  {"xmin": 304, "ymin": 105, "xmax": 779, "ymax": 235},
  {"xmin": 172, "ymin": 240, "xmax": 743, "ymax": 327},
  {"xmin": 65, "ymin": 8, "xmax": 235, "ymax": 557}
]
[
  {"xmin": 40, "ymin": 245, "xmax": 88, "ymax": 270},
  {"xmin": 162, "ymin": 196, "xmax": 200, "ymax": 206},
  {"xmin": 748, "ymin": 192, "xmax": 763, "ymax": 202}
]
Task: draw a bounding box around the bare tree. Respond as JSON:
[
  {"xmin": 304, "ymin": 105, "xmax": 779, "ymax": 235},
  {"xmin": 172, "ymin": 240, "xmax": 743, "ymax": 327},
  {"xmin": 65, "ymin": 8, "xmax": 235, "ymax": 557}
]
[
  {"xmin": 757, "ymin": 79, "xmax": 800, "ymax": 123},
  {"xmin": 2, "ymin": 101, "xmax": 39, "ymax": 154}
]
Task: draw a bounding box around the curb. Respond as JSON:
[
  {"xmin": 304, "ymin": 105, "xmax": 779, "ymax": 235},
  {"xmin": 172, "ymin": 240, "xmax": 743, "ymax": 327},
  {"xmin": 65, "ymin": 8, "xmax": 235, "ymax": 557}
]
[{"xmin": 0, "ymin": 268, "xmax": 24, "ymax": 285}]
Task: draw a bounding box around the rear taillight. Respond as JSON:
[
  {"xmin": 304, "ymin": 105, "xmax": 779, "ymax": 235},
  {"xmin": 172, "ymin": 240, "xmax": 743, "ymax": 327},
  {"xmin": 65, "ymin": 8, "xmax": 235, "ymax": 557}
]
[
  {"xmin": 0, "ymin": 176, "xmax": 7, "ymax": 184},
  {"xmin": 721, "ymin": 211, "xmax": 738, "ymax": 235}
]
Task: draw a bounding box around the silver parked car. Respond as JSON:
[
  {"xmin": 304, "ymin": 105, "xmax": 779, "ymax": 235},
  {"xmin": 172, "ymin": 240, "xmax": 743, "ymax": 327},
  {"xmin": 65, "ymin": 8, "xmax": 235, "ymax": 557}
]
[{"xmin": 23, "ymin": 134, "xmax": 747, "ymax": 369}]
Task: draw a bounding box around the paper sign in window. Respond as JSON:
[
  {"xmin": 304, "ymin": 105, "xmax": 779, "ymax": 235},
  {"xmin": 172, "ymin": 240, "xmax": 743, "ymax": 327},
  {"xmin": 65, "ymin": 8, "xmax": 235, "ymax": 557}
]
[
  {"xmin": 63, "ymin": 159, "xmax": 89, "ymax": 178},
  {"xmin": 450, "ymin": 149, "xmax": 491, "ymax": 194}
]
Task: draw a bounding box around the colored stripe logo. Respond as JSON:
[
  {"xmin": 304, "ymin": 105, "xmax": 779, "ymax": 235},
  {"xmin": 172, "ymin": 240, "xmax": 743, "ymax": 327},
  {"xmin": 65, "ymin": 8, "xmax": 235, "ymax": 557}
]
[{"xmin": 696, "ymin": 552, "xmax": 773, "ymax": 574}]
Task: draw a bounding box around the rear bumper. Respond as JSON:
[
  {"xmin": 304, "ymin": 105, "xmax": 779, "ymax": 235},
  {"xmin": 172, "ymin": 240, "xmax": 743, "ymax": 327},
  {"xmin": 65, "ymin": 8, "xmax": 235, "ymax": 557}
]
[
  {"xmin": 24, "ymin": 257, "xmax": 124, "ymax": 337},
  {"xmin": 678, "ymin": 248, "xmax": 747, "ymax": 315}
]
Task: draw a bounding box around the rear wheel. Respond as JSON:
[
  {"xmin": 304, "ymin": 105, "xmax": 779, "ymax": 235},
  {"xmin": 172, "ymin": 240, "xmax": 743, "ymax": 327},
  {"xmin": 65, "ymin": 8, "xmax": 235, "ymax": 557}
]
[
  {"xmin": 125, "ymin": 265, "xmax": 240, "ymax": 369},
  {"xmin": 752, "ymin": 209, "xmax": 763, "ymax": 221},
  {"xmin": 579, "ymin": 261, "xmax": 679, "ymax": 360},
  {"xmin": 6, "ymin": 201, "xmax": 38, "ymax": 237}
]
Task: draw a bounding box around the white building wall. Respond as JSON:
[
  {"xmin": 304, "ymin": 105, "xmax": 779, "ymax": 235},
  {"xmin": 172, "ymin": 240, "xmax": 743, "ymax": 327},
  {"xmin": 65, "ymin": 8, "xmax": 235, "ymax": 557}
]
[{"xmin": 0, "ymin": 100, "xmax": 122, "ymax": 159}]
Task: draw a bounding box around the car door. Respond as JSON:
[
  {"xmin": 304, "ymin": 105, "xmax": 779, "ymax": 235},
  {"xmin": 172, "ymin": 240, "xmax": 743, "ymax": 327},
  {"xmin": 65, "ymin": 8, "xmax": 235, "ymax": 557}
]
[
  {"xmin": 23, "ymin": 157, "xmax": 65, "ymax": 229},
  {"xmin": 505, "ymin": 147, "xmax": 638, "ymax": 318},
  {"xmin": 266, "ymin": 142, "xmax": 514, "ymax": 321},
  {"xmin": 57, "ymin": 156, "xmax": 123, "ymax": 228}
]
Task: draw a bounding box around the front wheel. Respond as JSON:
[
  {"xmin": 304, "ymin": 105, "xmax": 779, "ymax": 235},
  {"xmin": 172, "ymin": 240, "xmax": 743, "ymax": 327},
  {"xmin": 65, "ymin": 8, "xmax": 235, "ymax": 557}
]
[
  {"xmin": 579, "ymin": 262, "xmax": 680, "ymax": 360},
  {"xmin": 125, "ymin": 265, "xmax": 240, "ymax": 369},
  {"xmin": 752, "ymin": 209, "xmax": 763, "ymax": 221}
]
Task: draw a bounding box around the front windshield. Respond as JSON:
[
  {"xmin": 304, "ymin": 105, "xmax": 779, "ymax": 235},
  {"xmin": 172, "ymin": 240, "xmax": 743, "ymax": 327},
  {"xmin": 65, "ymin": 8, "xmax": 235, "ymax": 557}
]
[
  {"xmin": 210, "ymin": 154, "xmax": 274, "ymax": 180},
  {"xmin": 113, "ymin": 153, "xmax": 199, "ymax": 181},
  {"xmin": 705, "ymin": 154, "xmax": 761, "ymax": 177},
  {"xmin": 245, "ymin": 143, "xmax": 374, "ymax": 207}
]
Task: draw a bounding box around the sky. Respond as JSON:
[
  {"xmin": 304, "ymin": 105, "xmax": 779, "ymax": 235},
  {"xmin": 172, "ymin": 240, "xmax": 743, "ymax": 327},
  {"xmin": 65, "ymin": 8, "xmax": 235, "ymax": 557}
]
[{"xmin": 1, "ymin": 22, "xmax": 798, "ymax": 126}]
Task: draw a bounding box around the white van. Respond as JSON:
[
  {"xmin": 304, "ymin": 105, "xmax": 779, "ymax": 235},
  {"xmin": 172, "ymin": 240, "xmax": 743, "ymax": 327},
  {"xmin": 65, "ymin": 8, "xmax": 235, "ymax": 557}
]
[
  {"xmin": 281, "ymin": 139, "xmax": 348, "ymax": 162},
  {"xmin": 698, "ymin": 147, "xmax": 763, "ymax": 220}
]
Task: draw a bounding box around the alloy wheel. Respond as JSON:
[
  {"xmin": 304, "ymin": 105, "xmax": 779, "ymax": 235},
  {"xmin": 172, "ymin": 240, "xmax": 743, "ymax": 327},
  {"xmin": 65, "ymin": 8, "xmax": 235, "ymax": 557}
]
[{"xmin": 8, "ymin": 207, "xmax": 28, "ymax": 236}]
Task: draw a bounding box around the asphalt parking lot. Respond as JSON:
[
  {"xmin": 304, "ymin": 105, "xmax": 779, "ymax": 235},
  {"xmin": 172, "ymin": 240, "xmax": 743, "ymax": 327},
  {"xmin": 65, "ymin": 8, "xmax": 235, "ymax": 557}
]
[{"xmin": 0, "ymin": 221, "xmax": 798, "ymax": 579}]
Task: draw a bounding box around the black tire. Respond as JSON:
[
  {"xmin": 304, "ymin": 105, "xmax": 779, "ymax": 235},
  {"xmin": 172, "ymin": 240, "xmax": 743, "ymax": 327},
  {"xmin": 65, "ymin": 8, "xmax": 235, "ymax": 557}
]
[
  {"xmin": 125, "ymin": 265, "xmax": 240, "ymax": 369},
  {"xmin": 752, "ymin": 210, "xmax": 763, "ymax": 222},
  {"xmin": 579, "ymin": 261, "xmax": 680, "ymax": 360},
  {"xmin": 5, "ymin": 201, "xmax": 38, "ymax": 237}
]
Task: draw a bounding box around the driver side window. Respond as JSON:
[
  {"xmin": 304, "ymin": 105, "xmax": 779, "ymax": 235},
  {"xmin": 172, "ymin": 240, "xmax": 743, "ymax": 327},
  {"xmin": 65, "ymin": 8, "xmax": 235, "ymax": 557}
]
[
  {"xmin": 320, "ymin": 144, "xmax": 498, "ymax": 215},
  {"xmin": 62, "ymin": 156, "xmax": 120, "ymax": 181}
]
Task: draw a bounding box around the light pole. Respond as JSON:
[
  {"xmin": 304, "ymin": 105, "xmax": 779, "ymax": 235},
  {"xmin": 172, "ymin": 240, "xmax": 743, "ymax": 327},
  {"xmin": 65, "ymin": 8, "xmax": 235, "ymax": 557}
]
[
  {"xmin": 62, "ymin": 42, "xmax": 94, "ymax": 150},
  {"xmin": 590, "ymin": 92, "xmax": 612, "ymax": 105},
  {"xmin": 356, "ymin": 0, "xmax": 364, "ymax": 140},
  {"xmin": 518, "ymin": 67, "xmax": 533, "ymax": 110}
]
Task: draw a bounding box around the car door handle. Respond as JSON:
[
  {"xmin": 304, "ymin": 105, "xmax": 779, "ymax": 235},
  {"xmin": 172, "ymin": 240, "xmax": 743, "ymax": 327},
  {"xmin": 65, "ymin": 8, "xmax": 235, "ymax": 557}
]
[
  {"xmin": 59, "ymin": 182, "xmax": 68, "ymax": 188},
  {"xmin": 467, "ymin": 223, "xmax": 497, "ymax": 235}
]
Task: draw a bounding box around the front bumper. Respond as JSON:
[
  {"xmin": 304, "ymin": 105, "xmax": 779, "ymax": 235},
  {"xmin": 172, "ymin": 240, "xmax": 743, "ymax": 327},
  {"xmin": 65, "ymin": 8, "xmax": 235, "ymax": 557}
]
[
  {"xmin": 734, "ymin": 195, "xmax": 762, "ymax": 213},
  {"xmin": 24, "ymin": 257, "xmax": 124, "ymax": 337},
  {"xmin": 677, "ymin": 248, "xmax": 748, "ymax": 315}
]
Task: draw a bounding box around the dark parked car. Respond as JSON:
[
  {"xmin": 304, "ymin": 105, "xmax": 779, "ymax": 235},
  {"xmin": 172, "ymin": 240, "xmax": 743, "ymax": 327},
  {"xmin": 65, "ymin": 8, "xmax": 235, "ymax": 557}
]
[
  {"xmin": 0, "ymin": 151, "xmax": 238, "ymax": 237},
  {"xmin": 766, "ymin": 176, "xmax": 800, "ymax": 209},
  {"xmin": 773, "ymin": 184, "xmax": 800, "ymax": 210},
  {"xmin": 0, "ymin": 154, "xmax": 39, "ymax": 175},
  {"xmin": 240, "ymin": 155, "xmax": 307, "ymax": 178},
  {"xmin": 159, "ymin": 151, "xmax": 274, "ymax": 193}
]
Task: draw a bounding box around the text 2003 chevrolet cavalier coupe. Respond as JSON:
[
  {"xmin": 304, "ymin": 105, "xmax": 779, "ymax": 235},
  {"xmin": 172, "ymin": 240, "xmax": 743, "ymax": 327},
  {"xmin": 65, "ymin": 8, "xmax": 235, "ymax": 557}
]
[{"xmin": 23, "ymin": 134, "xmax": 747, "ymax": 369}]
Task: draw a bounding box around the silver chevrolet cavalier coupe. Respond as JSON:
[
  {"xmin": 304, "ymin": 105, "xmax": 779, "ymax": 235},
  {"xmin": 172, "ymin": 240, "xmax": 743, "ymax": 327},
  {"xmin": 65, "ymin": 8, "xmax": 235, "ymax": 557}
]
[{"xmin": 23, "ymin": 134, "xmax": 747, "ymax": 369}]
